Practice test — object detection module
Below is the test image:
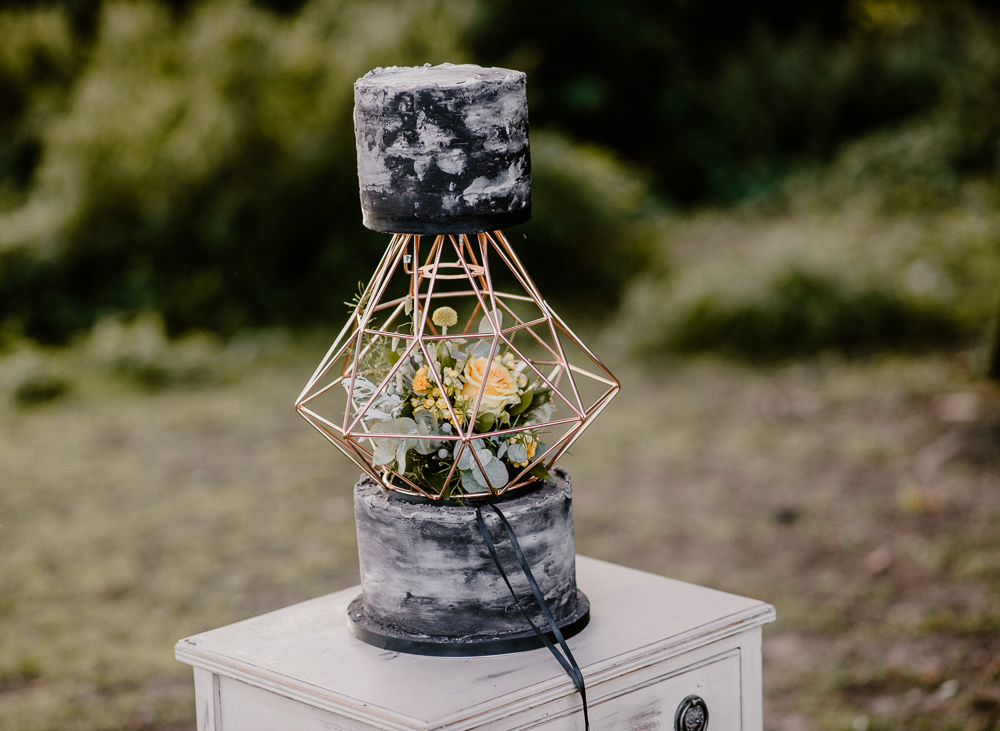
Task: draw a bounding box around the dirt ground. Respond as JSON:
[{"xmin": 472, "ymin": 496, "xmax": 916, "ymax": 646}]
[{"xmin": 1, "ymin": 337, "xmax": 998, "ymax": 730}]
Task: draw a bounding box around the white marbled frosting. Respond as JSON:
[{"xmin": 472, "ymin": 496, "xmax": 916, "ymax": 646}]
[{"xmin": 354, "ymin": 63, "xmax": 531, "ymax": 234}]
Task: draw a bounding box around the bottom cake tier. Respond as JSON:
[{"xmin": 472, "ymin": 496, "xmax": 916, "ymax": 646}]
[{"xmin": 349, "ymin": 468, "xmax": 588, "ymax": 656}]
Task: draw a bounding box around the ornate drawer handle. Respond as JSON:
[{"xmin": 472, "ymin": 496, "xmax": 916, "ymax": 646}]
[{"xmin": 675, "ymin": 694, "xmax": 709, "ymax": 731}]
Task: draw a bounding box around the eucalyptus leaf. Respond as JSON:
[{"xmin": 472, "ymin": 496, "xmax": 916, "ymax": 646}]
[
  {"xmin": 477, "ymin": 311, "xmax": 503, "ymax": 334},
  {"xmin": 372, "ymin": 442, "xmax": 395, "ymax": 466},
  {"xmin": 414, "ymin": 438, "xmax": 438, "ymax": 455},
  {"xmin": 469, "ymin": 339, "xmax": 493, "ymax": 358},
  {"xmin": 413, "ymin": 410, "xmax": 441, "ymax": 455},
  {"xmin": 460, "ymin": 468, "xmax": 485, "ymax": 492},
  {"xmin": 377, "ymin": 417, "xmax": 417, "ymax": 435},
  {"xmin": 395, "ymin": 443, "xmax": 409, "ymax": 473},
  {"xmin": 483, "ymin": 458, "xmax": 509, "ymax": 489},
  {"xmin": 456, "ymin": 445, "xmax": 473, "ymax": 470},
  {"xmin": 506, "ymin": 443, "xmax": 528, "ymax": 464},
  {"xmin": 463, "ymin": 447, "xmax": 507, "ymax": 490},
  {"xmin": 385, "ymin": 348, "xmax": 401, "ymax": 365},
  {"xmin": 414, "ymin": 410, "xmax": 438, "ymax": 433},
  {"xmin": 473, "ymin": 446, "xmax": 493, "ymax": 465}
]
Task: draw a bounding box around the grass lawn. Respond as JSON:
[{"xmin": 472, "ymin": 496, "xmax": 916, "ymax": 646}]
[{"xmin": 1, "ymin": 335, "xmax": 999, "ymax": 730}]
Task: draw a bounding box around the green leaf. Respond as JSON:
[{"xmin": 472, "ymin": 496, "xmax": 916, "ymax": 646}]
[
  {"xmin": 474, "ymin": 411, "xmax": 496, "ymax": 432},
  {"xmin": 510, "ymin": 389, "xmax": 533, "ymax": 416},
  {"xmin": 455, "ymin": 445, "xmax": 473, "ymax": 470},
  {"xmin": 414, "ymin": 438, "xmax": 437, "ymax": 455},
  {"xmin": 461, "ymin": 448, "xmax": 508, "ymax": 491},
  {"xmin": 422, "ymin": 469, "xmax": 448, "ymax": 494},
  {"xmin": 384, "ymin": 348, "xmax": 401, "ymax": 365},
  {"xmin": 396, "ymin": 443, "xmax": 410, "ymax": 473},
  {"xmin": 528, "ymin": 463, "xmax": 554, "ymax": 482}
]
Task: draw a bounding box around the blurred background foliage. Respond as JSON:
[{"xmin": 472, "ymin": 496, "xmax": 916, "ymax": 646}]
[
  {"xmin": 4, "ymin": 3, "xmax": 1000, "ymax": 730},
  {"xmin": 0, "ymin": 0, "xmax": 999, "ymax": 355}
]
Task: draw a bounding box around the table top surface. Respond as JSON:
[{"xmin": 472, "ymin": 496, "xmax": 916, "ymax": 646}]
[{"xmin": 176, "ymin": 556, "xmax": 774, "ymax": 728}]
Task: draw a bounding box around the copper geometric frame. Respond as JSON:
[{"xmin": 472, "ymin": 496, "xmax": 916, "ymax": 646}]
[{"xmin": 295, "ymin": 229, "xmax": 619, "ymax": 501}]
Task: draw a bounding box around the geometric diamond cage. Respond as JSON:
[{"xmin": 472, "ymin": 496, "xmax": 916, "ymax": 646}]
[{"xmin": 295, "ymin": 229, "xmax": 619, "ymax": 501}]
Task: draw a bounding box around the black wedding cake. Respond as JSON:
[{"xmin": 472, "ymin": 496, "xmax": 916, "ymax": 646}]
[{"xmin": 345, "ymin": 63, "xmax": 586, "ymax": 655}]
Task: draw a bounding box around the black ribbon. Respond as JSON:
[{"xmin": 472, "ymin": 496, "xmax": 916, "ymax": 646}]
[{"xmin": 475, "ymin": 504, "xmax": 590, "ymax": 731}]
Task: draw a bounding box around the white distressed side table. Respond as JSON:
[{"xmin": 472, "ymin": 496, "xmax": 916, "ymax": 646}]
[{"xmin": 175, "ymin": 556, "xmax": 775, "ymax": 730}]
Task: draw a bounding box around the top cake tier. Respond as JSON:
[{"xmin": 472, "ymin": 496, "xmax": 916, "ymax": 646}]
[{"xmin": 353, "ymin": 63, "xmax": 531, "ymax": 235}]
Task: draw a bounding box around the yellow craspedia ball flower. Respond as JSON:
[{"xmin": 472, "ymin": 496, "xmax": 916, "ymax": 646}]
[{"xmin": 431, "ymin": 306, "xmax": 458, "ymax": 328}]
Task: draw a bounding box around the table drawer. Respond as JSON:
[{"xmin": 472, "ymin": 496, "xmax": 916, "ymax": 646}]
[{"xmin": 525, "ymin": 648, "xmax": 741, "ymax": 731}]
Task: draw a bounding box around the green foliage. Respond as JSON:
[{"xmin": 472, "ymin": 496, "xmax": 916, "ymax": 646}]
[
  {"xmin": 662, "ymin": 270, "xmax": 963, "ymax": 361},
  {"xmin": 82, "ymin": 312, "xmax": 241, "ymax": 388},
  {"xmin": 614, "ymin": 196, "xmax": 1000, "ymax": 361},
  {"xmin": 0, "ymin": 0, "xmax": 660, "ymax": 343},
  {"xmin": 0, "ymin": 340, "xmax": 73, "ymax": 407},
  {"xmin": 473, "ymin": 0, "xmax": 1000, "ymax": 204},
  {"xmin": 0, "ymin": 0, "xmax": 477, "ymax": 341},
  {"xmin": 13, "ymin": 375, "xmax": 70, "ymax": 406},
  {"xmin": 0, "ymin": 7, "xmax": 80, "ymax": 200},
  {"xmin": 3, "ymin": 0, "xmax": 999, "ymax": 354},
  {"xmin": 605, "ymin": 3, "xmax": 1000, "ymax": 363},
  {"xmin": 512, "ymin": 131, "xmax": 662, "ymax": 312},
  {"xmin": 774, "ymin": 12, "xmax": 1000, "ymax": 215}
]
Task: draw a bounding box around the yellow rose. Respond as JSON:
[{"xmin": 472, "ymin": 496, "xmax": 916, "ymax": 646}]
[{"xmin": 462, "ymin": 356, "xmax": 519, "ymax": 417}]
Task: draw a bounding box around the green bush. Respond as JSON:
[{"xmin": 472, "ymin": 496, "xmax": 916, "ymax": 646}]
[
  {"xmin": 612, "ymin": 192, "xmax": 999, "ymax": 361},
  {"xmin": 0, "ymin": 0, "xmax": 477, "ymax": 341},
  {"xmin": 472, "ymin": 1, "xmax": 1000, "ymax": 204},
  {"xmin": 0, "ymin": 0, "xmax": 660, "ymax": 343},
  {"xmin": 0, "ymin": 7, "xmax": 81, "ymax": 202},
  {"xmin": 607, "ymin": 3, "xmax": 1000, "ymax": 363},
  {"xmin": 512, "ymin": 131, "xmax": 662, "ymax": 312},
  {"xmin": 662, "ymin": 270, "xmax": 964, "ymax": 361}
]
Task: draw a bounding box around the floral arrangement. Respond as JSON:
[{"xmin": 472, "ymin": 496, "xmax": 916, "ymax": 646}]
[{"xmin": 346, "ymin": 306, "xmax": 554, "ymax": 498}]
